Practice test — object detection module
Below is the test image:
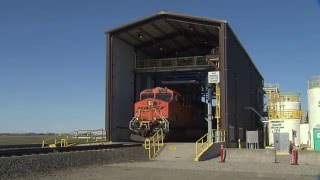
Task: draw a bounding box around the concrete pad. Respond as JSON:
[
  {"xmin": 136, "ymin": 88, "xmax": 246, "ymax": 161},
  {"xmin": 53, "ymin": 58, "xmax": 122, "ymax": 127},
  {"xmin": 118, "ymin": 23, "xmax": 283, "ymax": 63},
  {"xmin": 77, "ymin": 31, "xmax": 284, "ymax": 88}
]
[
  {"xmin": 225, "ymin": 148, "xmax": 276, "ymax": 163},
  {"xmin": 297, "ymin": 150, "xmax": 320, "ymax": 165},
  {"xmin": 42, "ymin": 166, "xmax": 317, "ymax": 180},
  {"xmin": 154, "ymin": 143, "xmax": 195, "ymax": 161},
  {"xmin": 197, "ymin": 142, "xmax": 225, "ymax": 161}
]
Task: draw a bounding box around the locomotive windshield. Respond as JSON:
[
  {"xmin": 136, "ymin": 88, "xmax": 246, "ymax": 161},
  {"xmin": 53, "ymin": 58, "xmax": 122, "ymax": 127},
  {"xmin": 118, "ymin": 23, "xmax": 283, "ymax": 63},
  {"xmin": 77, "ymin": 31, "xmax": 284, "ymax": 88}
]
[
  {"xmin": 155, "ymin": 93, "xmax": 172, "ymax": 102},
  {"xmin": 140, "ymin": 93, "xmax": 154, "ymax": 100}
]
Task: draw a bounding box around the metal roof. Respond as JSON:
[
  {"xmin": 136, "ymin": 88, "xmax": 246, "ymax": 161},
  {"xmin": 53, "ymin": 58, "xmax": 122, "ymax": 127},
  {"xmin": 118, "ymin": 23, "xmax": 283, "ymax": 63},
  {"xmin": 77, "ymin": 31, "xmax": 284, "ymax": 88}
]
[
  {"xmin": 106, "ymin": 11, "xmax": 227, "ymax": 34},
  {"xmin": 105, "ymin": 11, "xmax": 263, "ymax": 79},
  {"xmin": 106, "ymin": 11, "xmax": 226, "ymax": 58}
]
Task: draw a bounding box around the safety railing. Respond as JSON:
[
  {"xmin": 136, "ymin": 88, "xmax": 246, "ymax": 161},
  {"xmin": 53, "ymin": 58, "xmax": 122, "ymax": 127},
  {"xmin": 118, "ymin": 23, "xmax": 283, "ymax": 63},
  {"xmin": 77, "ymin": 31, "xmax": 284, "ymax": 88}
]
[
  {"xmin": 268, "ymin": 110, "xmax": 303, "ymax": 120},
  {"xmin": 144, "ymin": 129, "xmax": 164, "ymax": 160},
  {"xmin": 135, "ymin": 56, "xmax": 211, "ymax": 72},
  {"xmin": 264, "ymin": 83, "xmax": 280, "ymax": 93},
  {"xmin": 42, "ymin": 128, "xmax": 107, "ymax": 148},
  {"xmin": 279, "ymin": 92, "xmax": 300, "ymax": 102},
  {"xmin": 264, "ymin": 85, "xmax": 280, "ymax": 113},
  {"xmin": 308, "ymin": 76, "xmax": 320, "ymax": 89},
  {"xmin": 195, "ymin": 129, "xmax": 225, "ymax": 161}
]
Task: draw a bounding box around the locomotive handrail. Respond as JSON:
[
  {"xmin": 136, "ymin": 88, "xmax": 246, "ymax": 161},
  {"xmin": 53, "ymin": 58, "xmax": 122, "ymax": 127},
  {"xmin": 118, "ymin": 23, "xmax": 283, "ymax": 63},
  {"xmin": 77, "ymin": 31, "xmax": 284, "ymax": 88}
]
[
  {"xmin": 153, "ymin": 108, "xmax": 169, "ymax": 132},
  {"xmin": 144, "ymin": 129, "xmax": 164, "ymax": 160},
  {"xmin": 194, "ymin": 129, "xmax": 225, "ymax": 161},
  {"xmin": 129, "ymin": 117, "xmax": 137, "ymax": 131}
]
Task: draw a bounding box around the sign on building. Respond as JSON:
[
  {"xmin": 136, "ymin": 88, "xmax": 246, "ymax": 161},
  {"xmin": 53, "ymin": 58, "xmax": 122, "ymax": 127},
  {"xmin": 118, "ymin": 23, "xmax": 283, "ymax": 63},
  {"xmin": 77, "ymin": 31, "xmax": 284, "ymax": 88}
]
[
  {"xmin": 208, "ymin": 71, "xmax": 220, "ymax": 84},
  {"xmin": 269, "ymin": 120, "xmax": 285, "ymax": 133}
]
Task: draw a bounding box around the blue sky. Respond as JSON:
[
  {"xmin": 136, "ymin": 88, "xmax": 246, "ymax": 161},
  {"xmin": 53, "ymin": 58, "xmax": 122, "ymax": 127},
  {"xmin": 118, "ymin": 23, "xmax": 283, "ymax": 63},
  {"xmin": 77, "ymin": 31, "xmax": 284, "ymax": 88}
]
[{"xmin": 0, "ymin": 0, "xmax": 319, "ymax": 133}]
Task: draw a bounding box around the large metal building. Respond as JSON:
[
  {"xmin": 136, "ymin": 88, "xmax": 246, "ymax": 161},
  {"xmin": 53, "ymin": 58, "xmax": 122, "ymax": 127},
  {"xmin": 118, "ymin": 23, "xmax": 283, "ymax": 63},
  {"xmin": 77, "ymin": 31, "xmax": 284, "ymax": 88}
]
[{"xmin": 105, "ymin": 11, "xmax": 264, "ymax": 147}]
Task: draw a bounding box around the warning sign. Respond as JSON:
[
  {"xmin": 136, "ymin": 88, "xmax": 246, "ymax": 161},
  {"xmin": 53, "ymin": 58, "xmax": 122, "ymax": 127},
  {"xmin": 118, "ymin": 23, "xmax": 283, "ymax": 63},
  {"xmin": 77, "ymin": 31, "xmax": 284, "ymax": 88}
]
[
  {"xmin": 208, "ymin": 71, "xmax": 220, "ymax": 84},
  {"xmin": 270, "ymin": 120, "xmax": 285, "ymax": 130}
]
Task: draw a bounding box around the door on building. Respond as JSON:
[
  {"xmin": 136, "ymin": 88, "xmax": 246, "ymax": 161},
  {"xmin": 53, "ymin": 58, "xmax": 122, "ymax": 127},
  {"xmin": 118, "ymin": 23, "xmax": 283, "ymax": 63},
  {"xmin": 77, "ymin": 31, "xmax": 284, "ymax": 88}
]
[{"xmin": 313, "ymin": 128, "xmax": 320, "ymax": 151}]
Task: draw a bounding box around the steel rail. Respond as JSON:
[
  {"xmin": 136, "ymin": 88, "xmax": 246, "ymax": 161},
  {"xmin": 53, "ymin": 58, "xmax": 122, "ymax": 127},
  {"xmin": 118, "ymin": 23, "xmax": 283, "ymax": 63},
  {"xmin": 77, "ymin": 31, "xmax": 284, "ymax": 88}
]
[{"xmin": 0, "ymin": 143, "xmax": 142, "ymax": 157}]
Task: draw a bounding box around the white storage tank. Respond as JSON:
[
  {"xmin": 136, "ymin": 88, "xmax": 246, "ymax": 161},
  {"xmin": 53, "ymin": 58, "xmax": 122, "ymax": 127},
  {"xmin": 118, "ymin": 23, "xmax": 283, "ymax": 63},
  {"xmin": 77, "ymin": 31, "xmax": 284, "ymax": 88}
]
[
  {"xmin": 268, "ymin": 93, "xmax": 301, "ymax": 146},
  {"xmin": 300, "ymin": 123, "xmax": 309, "ymax": 146},
  {"xmin": 307, "ymin": 76, "xmax": 320, "ymax": 148}
]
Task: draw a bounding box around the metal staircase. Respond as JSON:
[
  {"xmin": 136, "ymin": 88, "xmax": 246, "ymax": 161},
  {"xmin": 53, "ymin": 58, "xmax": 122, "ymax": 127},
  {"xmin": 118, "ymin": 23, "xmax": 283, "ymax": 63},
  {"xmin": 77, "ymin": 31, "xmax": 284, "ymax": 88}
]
[{"xmin": 194, "ymin": 129, "xmax": 225, "ymax": 161}]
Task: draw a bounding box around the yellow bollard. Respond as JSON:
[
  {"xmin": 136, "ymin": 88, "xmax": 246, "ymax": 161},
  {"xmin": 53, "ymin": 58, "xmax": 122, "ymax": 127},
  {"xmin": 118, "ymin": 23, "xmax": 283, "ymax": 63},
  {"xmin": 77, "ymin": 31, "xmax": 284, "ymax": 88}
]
[{"xmin": 238, "ymin": 139, "xmax": 241, "ymax": 149}]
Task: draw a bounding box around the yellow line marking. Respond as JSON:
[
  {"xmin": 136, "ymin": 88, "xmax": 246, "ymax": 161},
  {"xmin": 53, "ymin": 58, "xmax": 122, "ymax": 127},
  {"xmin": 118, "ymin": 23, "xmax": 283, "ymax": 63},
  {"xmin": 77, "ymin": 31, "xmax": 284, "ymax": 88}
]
[{"xmin": 276, "ymin": 152, "xmax": 290, "ymax": 155}]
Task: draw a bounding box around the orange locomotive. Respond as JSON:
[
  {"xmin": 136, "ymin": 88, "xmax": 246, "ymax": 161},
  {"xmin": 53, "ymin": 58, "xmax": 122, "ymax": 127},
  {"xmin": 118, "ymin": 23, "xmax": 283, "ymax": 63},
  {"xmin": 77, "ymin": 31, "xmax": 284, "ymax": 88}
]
[{"xmin": 129, "ymin": 87, "xmax": 195, "ymax": 139}]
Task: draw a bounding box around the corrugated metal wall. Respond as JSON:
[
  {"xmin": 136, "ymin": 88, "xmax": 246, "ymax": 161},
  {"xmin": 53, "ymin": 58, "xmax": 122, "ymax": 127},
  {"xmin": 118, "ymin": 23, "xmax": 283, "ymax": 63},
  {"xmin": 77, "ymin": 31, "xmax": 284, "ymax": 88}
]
[
  {"xmin": 226, "ymin": 25, "xmax": 264, "ymax": 147},
  {"xmin": 108, "ymin": 37, "xmax": 135, "ymax": 141}
]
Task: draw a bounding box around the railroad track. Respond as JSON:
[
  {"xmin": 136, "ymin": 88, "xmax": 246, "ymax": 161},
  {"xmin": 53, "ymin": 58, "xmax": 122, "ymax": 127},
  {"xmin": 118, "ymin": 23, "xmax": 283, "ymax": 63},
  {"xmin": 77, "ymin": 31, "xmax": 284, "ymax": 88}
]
[
  {"xmin": 0, "ymin": 144, "xmax": 42, "ymax": 149},
  {"xmin": 0, "ymin": 143, "xmax": 142, "ymax": 157}
]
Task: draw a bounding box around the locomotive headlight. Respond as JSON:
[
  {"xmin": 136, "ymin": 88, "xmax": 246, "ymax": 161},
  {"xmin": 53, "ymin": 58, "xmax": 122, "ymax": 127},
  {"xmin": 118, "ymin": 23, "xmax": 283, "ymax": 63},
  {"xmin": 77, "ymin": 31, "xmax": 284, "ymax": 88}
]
[{"xmin": 148, "ymin": 100, "xmax": 152, "ymax": 106}]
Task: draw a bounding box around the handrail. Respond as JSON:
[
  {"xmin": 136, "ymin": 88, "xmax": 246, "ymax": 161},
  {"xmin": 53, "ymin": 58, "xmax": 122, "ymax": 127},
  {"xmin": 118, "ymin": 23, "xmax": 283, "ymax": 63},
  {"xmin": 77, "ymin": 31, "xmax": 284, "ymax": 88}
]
[
  {"xmin": 153, "ymin": 108, "xmax": 169, "ymax": 132},
  {"xmin": 279, "ymin": 92, "xmax": 300, "ymax": 102},
  {"xmin": 268, "ymin": 110, "xmax": 303, "ymax": 120},
  {"xmin": 144, "ymin": 129, "xmax": 164, "ymax": 160},
  {"xmin": 42, "ymin": 128, "xmax": 107, "ymax": 148},
  {"xmin": 195, "ymin": 129, "xmax": 225, "ymax": 161},
  {"xmin": 135, "ymin": 56, "xmax": 210, "ymax": 71},
  {"xmin": 129, "ymin": 117, "xmax": 137, "ymax": 131},
  {"xmin": 308, "ymin": 76, "xmax": 320, "ymax": 89},
  {"xmin": 264, "ymin": 83, "xmax": 280, "ymax": 91}
]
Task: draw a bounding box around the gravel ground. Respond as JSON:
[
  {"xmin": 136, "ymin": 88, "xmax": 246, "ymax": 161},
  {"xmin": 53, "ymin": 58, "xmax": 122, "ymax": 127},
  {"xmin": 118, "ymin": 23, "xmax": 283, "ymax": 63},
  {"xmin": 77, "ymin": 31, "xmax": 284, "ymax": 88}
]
[{"xmin": 0, "ymin": 146, "xmax": 148, "ymax": 179}]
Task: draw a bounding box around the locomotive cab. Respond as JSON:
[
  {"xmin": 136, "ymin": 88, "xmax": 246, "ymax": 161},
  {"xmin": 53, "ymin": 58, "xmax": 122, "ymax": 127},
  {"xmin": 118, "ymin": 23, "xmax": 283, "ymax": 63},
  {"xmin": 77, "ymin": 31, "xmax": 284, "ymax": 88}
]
[
  {"xmin": 140, "ymin": 88, "xmax": 173, "ymax": 101},
  {"xmin": 140, "ymin": 89, "xmax": 154, "ymax": 100},
  {"xmin": 155, "ymin": 93, "xmax": 171, "ymax": 101}
]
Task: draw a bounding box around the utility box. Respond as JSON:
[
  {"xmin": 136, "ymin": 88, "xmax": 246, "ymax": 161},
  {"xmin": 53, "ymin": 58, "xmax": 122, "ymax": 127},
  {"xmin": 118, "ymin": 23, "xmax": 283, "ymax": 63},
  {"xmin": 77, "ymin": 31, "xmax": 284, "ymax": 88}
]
[
  {"xmin": 313, "ymin": 128, "xmax": 320, "ymax": 152},
  {"xmin": 274, "ymin": 132, "xmax": 290, "ymax": 153},
  {"xmin": 246, "ymin": 130, "xmax": 259, "ymax": 149}
]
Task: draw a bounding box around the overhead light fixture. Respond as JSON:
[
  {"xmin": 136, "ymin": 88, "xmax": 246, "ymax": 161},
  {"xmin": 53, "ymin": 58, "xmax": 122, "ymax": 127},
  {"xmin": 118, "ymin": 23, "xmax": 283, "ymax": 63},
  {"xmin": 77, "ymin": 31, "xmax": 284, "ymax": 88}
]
[
  {"xmin": 162, "ymin": 80, "xmax": 199, "ymax": 84},
  {"xmin": 204, "ymin": 41, "xmax": 208, "ymax": 44},
  {"xmin": 137, "ymin": 34, "xmax": 143, "ymax": 39},
  {"xmin": 159, "ymin": 47, "xmax": 163, "ymax": 51},
  {"xmin": 189, "ymin": 27, "xmax": 194, "ymax": 31}
]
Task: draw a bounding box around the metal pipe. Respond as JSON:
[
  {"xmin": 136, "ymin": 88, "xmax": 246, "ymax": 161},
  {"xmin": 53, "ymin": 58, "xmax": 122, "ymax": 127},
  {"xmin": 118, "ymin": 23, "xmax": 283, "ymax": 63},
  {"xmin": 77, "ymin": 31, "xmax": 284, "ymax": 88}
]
[
  {"xmin": 244, "ymin": 107, "xmax": 268, "ymax": 147},
  {"xmin": 207, "ymin": 84, "xmax": 213, "ymax": 143},
  {"xmin": 244, "ymin": 107, "xmax": 268, "ymax": 123}
]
